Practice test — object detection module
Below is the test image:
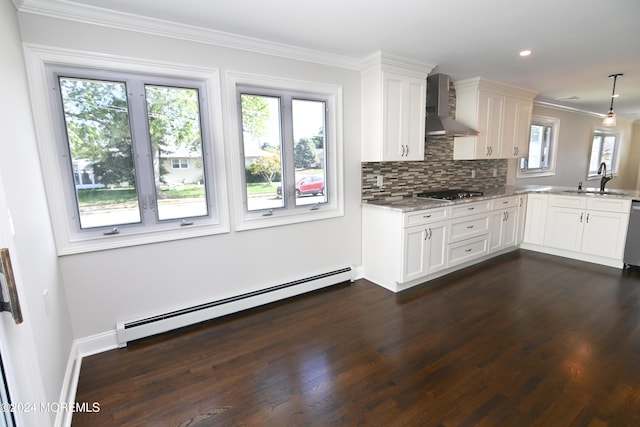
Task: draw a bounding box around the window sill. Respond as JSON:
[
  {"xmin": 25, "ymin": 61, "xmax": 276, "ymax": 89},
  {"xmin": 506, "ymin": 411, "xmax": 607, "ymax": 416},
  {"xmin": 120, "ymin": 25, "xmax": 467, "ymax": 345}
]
[
  {"xmin": 56, "ymin": 222, "xmax": 230, "ymax": 256},
  {"xmin": 517, "ymin": 170, "xmax": 556, "ymax": 179}
]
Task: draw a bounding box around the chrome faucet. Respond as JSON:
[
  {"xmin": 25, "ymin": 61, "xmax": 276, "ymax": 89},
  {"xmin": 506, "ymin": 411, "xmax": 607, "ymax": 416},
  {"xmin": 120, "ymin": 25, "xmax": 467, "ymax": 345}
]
[{"xmin": 597, "ymin": 162, "xmax": 613, "ymax": 192}]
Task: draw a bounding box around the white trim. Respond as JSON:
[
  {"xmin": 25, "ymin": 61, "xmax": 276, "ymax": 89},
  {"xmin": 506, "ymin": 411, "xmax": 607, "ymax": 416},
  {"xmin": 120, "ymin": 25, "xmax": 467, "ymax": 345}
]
[
  {"xmin": 55, "ymin": 331, "xmax": 119, "ymax": 427},
  {"xmin": 22, "ymin": 44, "xmax": 231, "ymax": 255},
  {"xmin": 534, "ymin": 99, "xmax": 605, "ymax": 118},
  {"xmin": 225, "ymin": 71, "xmax": 344, "ymax": 231},
  {"xmin": 16, "ymin": 0, "xmax": 361, "ymax": 70}
]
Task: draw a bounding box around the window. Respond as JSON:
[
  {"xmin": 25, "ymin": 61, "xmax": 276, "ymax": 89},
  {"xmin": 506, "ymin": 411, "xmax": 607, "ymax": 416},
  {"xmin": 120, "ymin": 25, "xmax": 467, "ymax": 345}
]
[
  {"xmin": 227, "ymin": 73, "xmax": 342, "ymax": 230},
  {"xmin": 171, "ymin": 159, "xmax": 189, "ymax": 169},
  {"xmin": 31, "ymin": 52, "xmax": 229, "ymax": 254},
  {"xmin": 588, "ymin": 129, "xmax": 620, "ymax": 178},
  {"xmin": 518, "ymin": 116, "xmax": 559, "ymax": 177}
]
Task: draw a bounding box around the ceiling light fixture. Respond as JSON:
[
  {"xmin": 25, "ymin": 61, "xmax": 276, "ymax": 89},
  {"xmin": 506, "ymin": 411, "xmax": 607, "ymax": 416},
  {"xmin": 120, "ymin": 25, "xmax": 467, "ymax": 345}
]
[
  {"xmin": 519, "ymin": 49, "xmax": 532, "ymax": 57},
  {"xmin": 603, "ymin": 73, "xmax": 623, "ymax": 126}
]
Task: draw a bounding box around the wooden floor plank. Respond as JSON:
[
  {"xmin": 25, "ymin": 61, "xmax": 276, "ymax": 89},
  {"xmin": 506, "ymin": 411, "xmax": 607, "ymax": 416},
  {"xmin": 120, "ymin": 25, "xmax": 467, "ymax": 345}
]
[{"xmin": 72, "ymin": 251, "xmax": 640, "ymax": 426}]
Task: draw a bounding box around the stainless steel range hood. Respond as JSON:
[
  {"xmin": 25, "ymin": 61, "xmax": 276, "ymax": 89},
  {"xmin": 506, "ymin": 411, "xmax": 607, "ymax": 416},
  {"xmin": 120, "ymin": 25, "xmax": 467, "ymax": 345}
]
[{"xmin": 425, "ymin": 73, "xmax": 479, "ymax": 137}]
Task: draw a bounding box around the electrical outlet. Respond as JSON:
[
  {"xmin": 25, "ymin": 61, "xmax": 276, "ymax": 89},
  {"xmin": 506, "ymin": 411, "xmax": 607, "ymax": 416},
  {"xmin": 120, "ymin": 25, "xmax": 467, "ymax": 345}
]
[
  {"xmin": 376, "ymin": 175, "xmax": 384, "ymax": 187},
  {"xmin": 471, "ymin": 169, "xmax": 476, "ymax": 179}
]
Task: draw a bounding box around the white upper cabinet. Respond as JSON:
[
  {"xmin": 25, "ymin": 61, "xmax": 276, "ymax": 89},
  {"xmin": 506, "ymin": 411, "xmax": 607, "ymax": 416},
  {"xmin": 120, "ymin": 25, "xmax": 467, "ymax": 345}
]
[
  {"xmin": 452, "ymin": 77, "xmax": 537, "ymax": 160},
  {"xmin": 361, "ymin": 52, "xmax": 433, "ymax": 161}
]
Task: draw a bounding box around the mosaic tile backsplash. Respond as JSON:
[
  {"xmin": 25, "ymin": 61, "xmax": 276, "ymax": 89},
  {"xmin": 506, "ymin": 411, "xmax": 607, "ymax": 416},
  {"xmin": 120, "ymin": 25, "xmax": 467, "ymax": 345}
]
[{"xmin": 362, "ymin": 136, "xmax": 508, "ymax": 201}]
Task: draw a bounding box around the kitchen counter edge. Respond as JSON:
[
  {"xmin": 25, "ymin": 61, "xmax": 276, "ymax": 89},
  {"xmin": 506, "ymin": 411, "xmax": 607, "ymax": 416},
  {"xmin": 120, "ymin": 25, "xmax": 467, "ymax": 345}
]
[{"xmin": 361, "ymin": 185, "xmax": 640, "ymax": 213}]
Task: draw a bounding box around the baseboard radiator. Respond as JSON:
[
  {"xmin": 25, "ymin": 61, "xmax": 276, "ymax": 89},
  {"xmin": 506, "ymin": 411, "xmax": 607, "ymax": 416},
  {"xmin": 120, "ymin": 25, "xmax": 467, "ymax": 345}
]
[{"xmin": 116, "ymin": 267, "xmax": 353, "ymax": 347}]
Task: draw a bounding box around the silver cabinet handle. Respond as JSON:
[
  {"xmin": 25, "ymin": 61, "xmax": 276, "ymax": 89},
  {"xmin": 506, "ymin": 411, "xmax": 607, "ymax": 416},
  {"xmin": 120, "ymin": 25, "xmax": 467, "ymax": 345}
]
[
  {"xmin": 466, "ymin": 225, "xmax": 474, "ymax": 229},
  {"xmin": 465, "ymin": 248, "xmax": 472, "ymax": 252},
  {"xmin": 586, "ymin": 213, "xmax": 589, "ymax": 223},
  {"xmin": 580, "ymin": 212, "xmax": 584, "ymax": 222}
]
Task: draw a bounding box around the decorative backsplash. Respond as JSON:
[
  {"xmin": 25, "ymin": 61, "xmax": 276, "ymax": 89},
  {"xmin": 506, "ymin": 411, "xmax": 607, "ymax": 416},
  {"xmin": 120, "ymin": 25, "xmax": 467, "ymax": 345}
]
[{"xmin": 361, "ymin": 136, "xmax": 508, "ymax": 201}]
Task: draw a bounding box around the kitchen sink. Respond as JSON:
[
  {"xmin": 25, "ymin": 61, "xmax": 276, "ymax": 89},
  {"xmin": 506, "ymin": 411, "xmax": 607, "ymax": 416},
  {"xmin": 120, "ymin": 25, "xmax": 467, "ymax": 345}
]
[{"xmin": 562, "ymin": 189, "xmax": 630, "ymax": 196}]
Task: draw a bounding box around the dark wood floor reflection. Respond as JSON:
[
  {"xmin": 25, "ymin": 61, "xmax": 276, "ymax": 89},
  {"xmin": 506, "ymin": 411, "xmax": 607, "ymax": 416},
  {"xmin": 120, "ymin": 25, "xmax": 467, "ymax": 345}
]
[{"xmin": 73, "ymin": 250, "xmax": 640, "ymax": 426}]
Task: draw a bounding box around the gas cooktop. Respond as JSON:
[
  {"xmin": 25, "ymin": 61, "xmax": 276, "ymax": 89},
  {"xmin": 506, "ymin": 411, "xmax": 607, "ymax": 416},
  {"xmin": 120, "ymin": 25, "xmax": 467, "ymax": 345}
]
[{"xmin": 416, "ymin": 189, "xmax": 484, "ymax": 200}]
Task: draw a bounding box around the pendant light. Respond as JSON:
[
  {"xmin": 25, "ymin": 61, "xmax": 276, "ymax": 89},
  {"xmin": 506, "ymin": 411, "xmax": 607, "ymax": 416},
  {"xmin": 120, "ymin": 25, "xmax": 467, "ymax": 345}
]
[{"xmin": 602, "ymin": 73, "xmax": 623, "ymax": 126}]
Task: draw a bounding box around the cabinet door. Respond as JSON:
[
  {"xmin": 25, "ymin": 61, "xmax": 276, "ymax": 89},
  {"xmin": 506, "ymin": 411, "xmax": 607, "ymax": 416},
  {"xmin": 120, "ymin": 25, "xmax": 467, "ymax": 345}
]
[
  {"xmin": 382, "ymin": 74, "xmax": 405, "ymax": 161},
  {"xmin": 502, "ymin": 206, "xmax": 518, "ymax": 249},
  {"xmin": 523, "ymin": 194, "xmax": 547, "ymax": 245},
  {"xmin": 513, "ymin": 100, "xmax": 533, "ymax": 158},
  {"xmin": 404, "ymin": 77, "xmax": 427, "ymax": 160},
  {"xmin": 425, "ymin": 221, "xmax": 448, "ymax": 275},
  {"xmin": 489, "ymin": 207, "xmax": 518, "ymax": 252},
  {"xmin": 382, "ymin": 73, "xmax": 426, "ymax": 161},
  {"xmin": 401, "ymin": 225, "xmax": 427, "ymax": 283},
  {"xmin": 489, "ymin": 210, "xmax": 505, "ymax": 252},
  {"xmin": 500, "ymin": 97, "xmax": 532, "ymax": 158},
  {"xmin": 581, "ymin": 210, "xmax": 629, "ymax": 259},
  {"xmin": 544, "ymin": 206, "xmax": 584, "ymax": 252},
  {"xmin": 476, "ymin": 91, "xmax": 503, "ymax": 158},
  {"xmin": 516, "ymin": 195, "xmax": 527, "ymax": 245}
]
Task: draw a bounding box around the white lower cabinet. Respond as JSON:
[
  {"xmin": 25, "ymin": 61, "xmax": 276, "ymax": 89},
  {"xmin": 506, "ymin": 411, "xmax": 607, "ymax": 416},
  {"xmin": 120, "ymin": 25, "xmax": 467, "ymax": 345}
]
[
  {"xmin": 362, "ymin": 205, "xmax": 450, "ymax": 292},
  {"xmin": 543, "ymin": 195, "xmax": 631, "ymax": 263},
  {"xmin": 522, "ymin": 193, "xmax": 548, "ymax": 245},
  {"xmin": 489, "ymin": 196, "xmax": 518, "ymax": 252},
  {"xmin": 401, "ymin": 220, "xmax": 448, "ymax": 282}
]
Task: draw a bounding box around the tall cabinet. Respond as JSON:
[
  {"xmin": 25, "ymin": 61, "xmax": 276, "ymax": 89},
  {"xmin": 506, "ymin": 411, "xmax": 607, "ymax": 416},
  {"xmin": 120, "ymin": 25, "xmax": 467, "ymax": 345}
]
[
  {"xmin": 361, "ymin": 52, "xmax": 433, "ymax": 161},
  {"xmin": 452, "ymin": 77, "xmax": 537, "ymax": 160}
]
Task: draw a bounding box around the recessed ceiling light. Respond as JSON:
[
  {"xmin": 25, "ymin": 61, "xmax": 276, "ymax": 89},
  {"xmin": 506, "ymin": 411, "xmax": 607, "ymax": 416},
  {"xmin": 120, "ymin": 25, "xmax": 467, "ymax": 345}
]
[{"xmin": 519, "ymin": 49, "xmax": 532, "ymax": 57}]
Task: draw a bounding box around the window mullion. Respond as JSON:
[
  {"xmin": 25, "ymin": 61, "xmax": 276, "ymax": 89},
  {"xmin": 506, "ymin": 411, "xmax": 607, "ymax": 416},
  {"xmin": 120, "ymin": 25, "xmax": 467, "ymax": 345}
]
[
  {"xmin": 281, "ymin": 96, "xmax": 296, "ymax": 209},
  {"xmin": 127, "ymin": 80, "xmax": 157, "ymax": 224}
]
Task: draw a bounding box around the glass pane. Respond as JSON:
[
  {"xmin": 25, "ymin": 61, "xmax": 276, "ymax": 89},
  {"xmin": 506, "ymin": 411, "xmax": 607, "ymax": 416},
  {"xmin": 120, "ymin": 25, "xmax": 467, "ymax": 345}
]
[
  {"xmin": 527, "ymin": 124, "xmax": 544, "ymax": 169},
  {"xmin": 541, "ymin": 125, "xmax": 552, "ymax": 169},
  {"xmin": 240, "ymin": 94, "xmax": 284, "ymax": 211},
  {"xmin": 292, "ymin": 99, "xmax": 327, "ymax": 207},
  {"xmin": 601, "ymin": 136, "xmax": 616, "ymax": 170},
  {"xmin": 59, "ymin": 77, "xmax": 140, "ymax": 229},
  {"xmin": 145, "ymin": 85, "xmax": 208, "ymax": 221},
  {"xmin": 589, "ymin": 136, "xmax": 602, "ymax": 175}
]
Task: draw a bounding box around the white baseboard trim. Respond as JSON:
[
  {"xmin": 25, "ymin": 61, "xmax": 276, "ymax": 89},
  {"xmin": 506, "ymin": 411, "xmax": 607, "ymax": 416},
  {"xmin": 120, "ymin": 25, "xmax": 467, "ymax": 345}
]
[{"xmin": 54, "ymin": 331, "xmax": 119, "ymax": 427}]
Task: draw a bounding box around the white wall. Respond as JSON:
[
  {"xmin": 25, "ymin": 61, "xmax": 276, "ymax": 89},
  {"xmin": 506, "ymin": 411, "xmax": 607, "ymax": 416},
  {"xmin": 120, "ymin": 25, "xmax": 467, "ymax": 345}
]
[
  {"xmin": 17, "ymin": 14, "xmax": 363, "ymax": 339},
  {"xmin": 1, "ymin": 3, "xmax": 74, "ymax": 426},
  {"xmin": 508, "ymin": 104, "xmax": 640, "ymax": 190}
]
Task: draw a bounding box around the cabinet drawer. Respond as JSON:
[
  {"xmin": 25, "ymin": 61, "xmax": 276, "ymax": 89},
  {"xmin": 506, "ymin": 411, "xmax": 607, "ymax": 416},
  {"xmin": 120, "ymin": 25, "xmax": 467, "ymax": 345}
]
[
  {"xmin": 450, "ymin": 200, "xmax": 491, "ymax": 218},
  {"xmin": 448, "ymin": 235, "xmax": 489, "ymax": 268},
  {"xmin": 548, "ymin": 195, "xmax": 587, "ymax": 209},
  {"xmin": 490, "ymin": 196, "xmax": 518, "ymax": 210},
  {"xmin": 404, "ymin": 207, "xmax": 450, "ymax": 227},
  {"xmin": 586, "ymin": 197, "xmax": 631, "ymax": 213},
  {"xmin": 449, "ymin": 212, "xmax": 490, "ymax": 243}
]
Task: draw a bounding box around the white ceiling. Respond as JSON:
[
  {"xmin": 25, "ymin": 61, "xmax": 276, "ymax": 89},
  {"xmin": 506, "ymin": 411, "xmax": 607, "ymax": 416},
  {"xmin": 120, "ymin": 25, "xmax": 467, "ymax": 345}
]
[{"xmin": 16, "ymin": 0, "xmax": 640, "ymax": 119}]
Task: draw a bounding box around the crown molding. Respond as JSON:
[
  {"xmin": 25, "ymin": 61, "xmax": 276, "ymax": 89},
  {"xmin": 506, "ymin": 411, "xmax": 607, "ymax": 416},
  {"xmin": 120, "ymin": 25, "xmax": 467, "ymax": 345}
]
[
  {"xmin": 533, "ymin": 99, "xmax": 605, "ymax": 118},
  {"xmin": 16, "ymin": 0, "xmax": 363, "ymax": 70}
]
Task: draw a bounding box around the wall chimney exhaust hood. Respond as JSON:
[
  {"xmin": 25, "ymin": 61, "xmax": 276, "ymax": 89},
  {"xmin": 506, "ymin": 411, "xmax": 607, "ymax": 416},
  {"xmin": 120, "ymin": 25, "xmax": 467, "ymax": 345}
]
[{"xmin": 425, "ymin": 73, "xmax": 479, "ymax": 137}]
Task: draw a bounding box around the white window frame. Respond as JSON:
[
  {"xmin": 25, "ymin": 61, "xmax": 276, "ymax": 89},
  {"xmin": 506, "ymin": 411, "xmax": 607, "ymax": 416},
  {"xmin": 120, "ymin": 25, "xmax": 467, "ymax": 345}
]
[
  {"xmin": 587, "ymin": 129, "xmax": 620, "ymax": 179},
  {"xmin": 226, "ymin": 72, "xmax": 343, "ymax": 231},
  {"xmin": 23, "ymin": 45, "xmax": 229, "ymax": 255},
  {"xmin": 517, "ymin": 115, "xmax": 560, "ymax": 178}
]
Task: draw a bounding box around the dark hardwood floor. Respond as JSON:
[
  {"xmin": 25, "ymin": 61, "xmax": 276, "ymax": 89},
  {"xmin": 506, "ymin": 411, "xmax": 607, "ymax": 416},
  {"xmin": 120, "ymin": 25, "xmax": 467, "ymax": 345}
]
[{"xmin": 73, "ymin": 250, "xmax": 640, "ymax": 426}]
